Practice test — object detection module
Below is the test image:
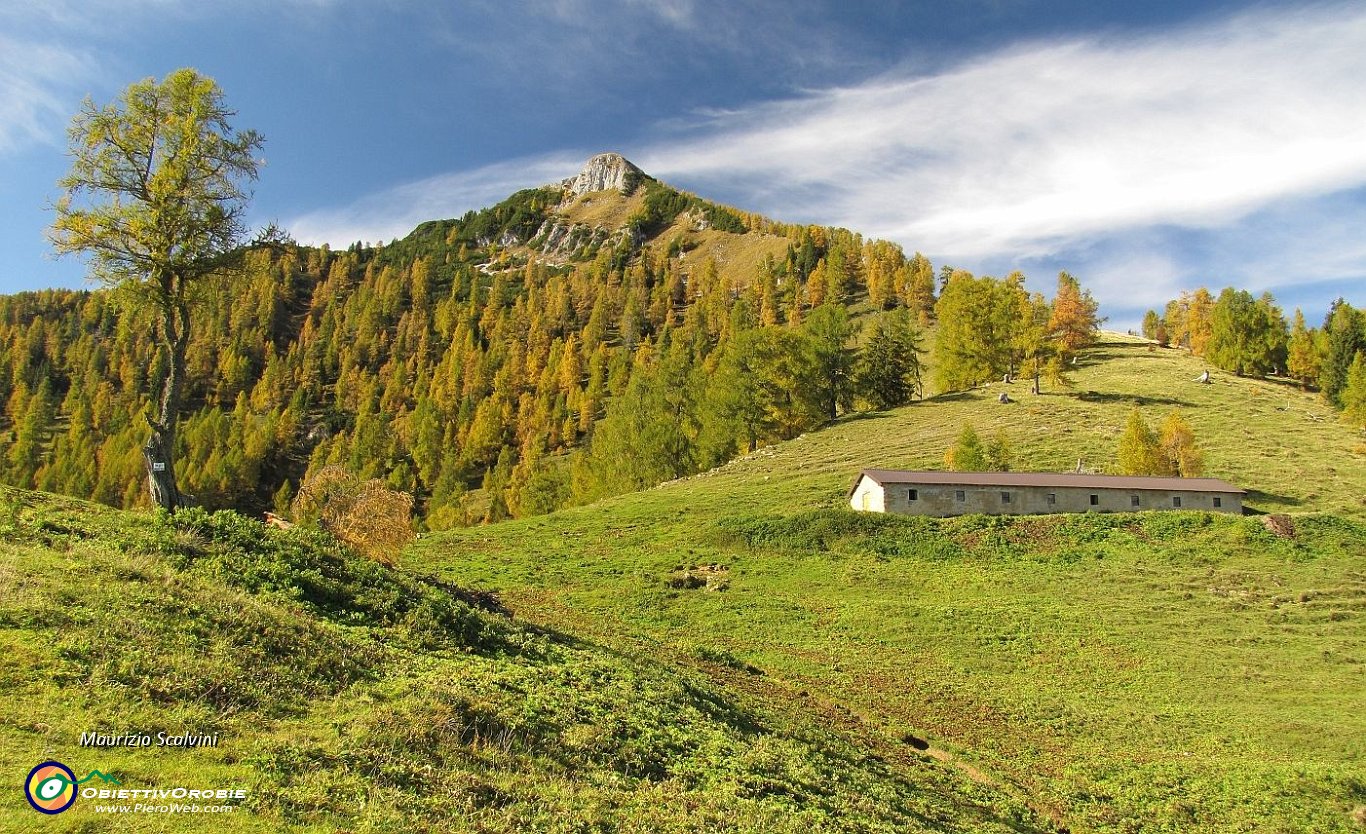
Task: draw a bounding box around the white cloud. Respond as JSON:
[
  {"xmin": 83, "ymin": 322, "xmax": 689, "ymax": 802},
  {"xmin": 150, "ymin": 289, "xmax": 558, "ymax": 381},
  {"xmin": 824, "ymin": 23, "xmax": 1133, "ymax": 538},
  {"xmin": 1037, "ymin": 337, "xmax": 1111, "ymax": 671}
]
[
  {"xmin": 537, "ymin": 0, "xmax": 697, "ymax": 27},
  {"xmin": 639, "ymin": 3, "xmax": 1366, "ymax": 264},
  {"xmin": 983, "ymin": 185, "xmax": 1366, "ymax": 330},
  {"xmin": 627, "ymin": 0, "xmax": 697, "ymax": 27},
  {"xmin": 430, "ymin": 0, "xmax": 856, "ymax": 99},
  {"xmin": 0, "ymin": 35, "xmax": 94, "ymax": 154},
  {"xmin": 286, "ymin": 152, "xmax": 590, "ymax": 246}
]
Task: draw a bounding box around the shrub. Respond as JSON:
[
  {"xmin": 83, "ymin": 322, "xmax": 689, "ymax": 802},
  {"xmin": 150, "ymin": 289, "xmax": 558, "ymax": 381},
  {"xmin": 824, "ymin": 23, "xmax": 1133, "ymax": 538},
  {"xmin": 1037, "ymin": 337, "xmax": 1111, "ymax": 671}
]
[{"xmin": 161, "ymin": 506, "xmax": 507, "ymax": 654}]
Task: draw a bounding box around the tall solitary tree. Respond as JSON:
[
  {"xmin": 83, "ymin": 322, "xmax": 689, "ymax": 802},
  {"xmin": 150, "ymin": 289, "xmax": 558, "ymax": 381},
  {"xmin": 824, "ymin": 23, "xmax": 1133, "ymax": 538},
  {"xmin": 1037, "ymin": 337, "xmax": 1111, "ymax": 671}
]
[
  {"xmin": 932, "ymin": 271, "xmax": 1027, "ymax": 391},
  {"xmin": 1014, "ymin": 290, "xmax": 1056, "ymax": 394},
  {"xmin": 1047, "ymin": 270, "xmax": 1102, "ymax": 359},
  {"xmin": 1320, "ymin": 301, "xmax": 1365, "ymax": 407},
  {"xmin": 1286, "ymin": 309, "xmax": 1323, "ymax": 390},
  {"xmin": 803, "ymin": 304, "xmax": 856, "ymax": 420},
  {"xmin": 1207, "ymin": 288, "xmax": 1287, "ymax": 377},
  {"xmin": 1141, "ymin": 309, "xmax": 1162, "ymax": 342},
  {"xmin": 50, "ymin": 69, "xmax": 263, "ymax": 510}
]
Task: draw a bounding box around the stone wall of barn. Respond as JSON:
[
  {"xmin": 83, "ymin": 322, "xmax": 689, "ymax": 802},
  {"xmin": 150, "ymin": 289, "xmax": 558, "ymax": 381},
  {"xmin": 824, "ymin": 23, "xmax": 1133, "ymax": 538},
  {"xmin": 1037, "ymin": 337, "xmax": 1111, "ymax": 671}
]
[{"xmin": 856, "ymin": 483, "xmax": 1242, "ymax": 517}]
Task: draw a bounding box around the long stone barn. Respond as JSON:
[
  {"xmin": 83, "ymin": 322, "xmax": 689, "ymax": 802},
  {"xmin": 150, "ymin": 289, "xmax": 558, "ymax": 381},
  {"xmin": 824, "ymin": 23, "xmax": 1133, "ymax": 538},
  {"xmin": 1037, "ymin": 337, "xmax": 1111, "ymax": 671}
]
[{"xmin": 848, "ymin": 470, "xmax": 1245, "ymax": 517}]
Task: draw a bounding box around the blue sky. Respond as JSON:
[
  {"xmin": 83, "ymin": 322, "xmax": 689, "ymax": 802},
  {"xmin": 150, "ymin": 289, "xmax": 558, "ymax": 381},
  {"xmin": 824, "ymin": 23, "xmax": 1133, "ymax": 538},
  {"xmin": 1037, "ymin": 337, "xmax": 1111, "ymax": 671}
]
[{"xmin": 2, "ymin": 0, "xmax": 1364, "ymax": 328}]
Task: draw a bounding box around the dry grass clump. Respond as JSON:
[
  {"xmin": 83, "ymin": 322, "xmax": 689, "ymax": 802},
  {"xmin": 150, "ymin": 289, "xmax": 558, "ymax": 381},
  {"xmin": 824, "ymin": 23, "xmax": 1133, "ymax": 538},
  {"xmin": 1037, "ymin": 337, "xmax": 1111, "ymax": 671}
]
[{"xmin": 292, "ymin": 466, "xmax": 413, "ymax": 563}]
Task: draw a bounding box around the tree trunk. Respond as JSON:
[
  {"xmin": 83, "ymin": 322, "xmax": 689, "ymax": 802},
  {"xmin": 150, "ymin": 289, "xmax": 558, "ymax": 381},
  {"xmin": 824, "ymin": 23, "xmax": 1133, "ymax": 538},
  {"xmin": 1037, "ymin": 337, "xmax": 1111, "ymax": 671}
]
[
  {"xmin": 143, "ymin": 426, "xmax": 180, "ymax": 510},
  {"xmin": 145, "ymin": 280, "xmax": 190, "ymax": 511}
]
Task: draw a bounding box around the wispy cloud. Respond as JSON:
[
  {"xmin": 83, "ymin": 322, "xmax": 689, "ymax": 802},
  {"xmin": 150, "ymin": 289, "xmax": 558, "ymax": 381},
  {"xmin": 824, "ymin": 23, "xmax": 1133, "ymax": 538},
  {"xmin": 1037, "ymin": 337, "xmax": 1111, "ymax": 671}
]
[
  {"xmin": 0, "ymin": 0, "xmax": 326, "ymax": 29},
  {"xmin": 640, "ymin": 2, "xmax": 1366, "ymax": 260},
  {"xmin": 0, "ymin": 0, "xmax": 193, "ymax": 36},
  {"xmin": 430, "ymin": 0, "xmax": 861, "ymax": 98},
  {"xmin": 1076, "ymin": 185, "xmax": 1366, "ymax": 323},
  {"xmin": 0, "ymin": 35, "xmax": 94, "ymax": 155}
]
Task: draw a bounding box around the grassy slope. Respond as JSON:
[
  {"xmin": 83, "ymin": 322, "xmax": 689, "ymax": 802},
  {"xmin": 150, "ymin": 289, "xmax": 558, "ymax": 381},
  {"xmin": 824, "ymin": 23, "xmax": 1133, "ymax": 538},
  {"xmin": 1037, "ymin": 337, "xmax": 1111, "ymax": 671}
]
[
  {"xmin": 662, "ymin": 221, "xmax": 793, "ymax": 291},
  {"xmin": 412, "ymin": 336, "xmax": 1366, "ymax": 833},
  {"xmin": 0, "ymin": 488, "xmax": 1044, "ymax": 832},
  {"xmin": 556, "ymin": 189, "xmax": 647, "ymax": 229},
  {"xmin": 551, "ymin": 187, "xmax": 792, "ymax": 291}
]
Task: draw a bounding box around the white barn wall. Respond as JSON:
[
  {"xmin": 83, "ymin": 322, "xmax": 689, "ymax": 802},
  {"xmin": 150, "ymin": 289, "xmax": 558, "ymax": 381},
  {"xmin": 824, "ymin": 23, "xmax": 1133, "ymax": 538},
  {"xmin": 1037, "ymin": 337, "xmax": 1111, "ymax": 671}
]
[{"xmin": 849, "ymin": 475, "xmax": 885, "ymax": 512}]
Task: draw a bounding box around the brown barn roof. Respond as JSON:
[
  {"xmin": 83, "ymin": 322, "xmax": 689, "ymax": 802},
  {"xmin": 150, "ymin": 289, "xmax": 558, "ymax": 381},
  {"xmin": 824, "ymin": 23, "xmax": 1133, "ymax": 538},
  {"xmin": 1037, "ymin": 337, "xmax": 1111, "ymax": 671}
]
[{"xmin": 848, "ymin": 469, "xmax": 1245, "ymax": 498}]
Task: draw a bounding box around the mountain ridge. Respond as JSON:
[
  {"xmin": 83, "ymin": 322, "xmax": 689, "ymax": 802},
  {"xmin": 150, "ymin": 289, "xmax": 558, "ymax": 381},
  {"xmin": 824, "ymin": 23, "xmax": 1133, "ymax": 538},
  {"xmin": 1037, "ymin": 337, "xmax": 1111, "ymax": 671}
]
[
  {"xmin": 0, "ymin": 151, "xmax": 937, "ymax": 524},
  {"xmin": 404, "ymin": 151, "xmax": 796, "ymax": 283}
]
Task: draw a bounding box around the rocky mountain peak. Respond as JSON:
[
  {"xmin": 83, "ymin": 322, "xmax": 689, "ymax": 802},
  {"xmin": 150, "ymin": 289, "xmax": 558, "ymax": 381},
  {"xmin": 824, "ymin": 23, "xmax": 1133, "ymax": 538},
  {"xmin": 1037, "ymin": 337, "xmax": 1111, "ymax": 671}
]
[{"xmin": 561, "ymin": 152, "xmax": 645, "ymax": 196}]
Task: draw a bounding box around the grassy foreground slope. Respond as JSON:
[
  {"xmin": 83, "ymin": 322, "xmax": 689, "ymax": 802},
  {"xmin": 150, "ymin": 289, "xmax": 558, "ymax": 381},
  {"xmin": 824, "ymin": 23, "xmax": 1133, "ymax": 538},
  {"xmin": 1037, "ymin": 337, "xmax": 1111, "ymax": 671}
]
[
  {"xmin": 415, "ymin": 337, "xmax": 1366, "ymax": 833},
  {"xmin": 0, "ymin": 487, "xmax": 1046, "ymax": 832}
]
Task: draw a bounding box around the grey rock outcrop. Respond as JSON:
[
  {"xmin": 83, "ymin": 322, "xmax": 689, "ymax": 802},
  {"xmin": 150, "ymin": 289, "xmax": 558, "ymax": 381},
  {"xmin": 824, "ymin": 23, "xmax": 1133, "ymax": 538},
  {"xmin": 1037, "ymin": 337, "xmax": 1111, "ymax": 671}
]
[
  {"xmin": 560, "ymin": 152, "xmax": 644, "ymax": 196},
  {"xmin": 525, "ymin": 217, "xmax": 643, "ymax": 263}
]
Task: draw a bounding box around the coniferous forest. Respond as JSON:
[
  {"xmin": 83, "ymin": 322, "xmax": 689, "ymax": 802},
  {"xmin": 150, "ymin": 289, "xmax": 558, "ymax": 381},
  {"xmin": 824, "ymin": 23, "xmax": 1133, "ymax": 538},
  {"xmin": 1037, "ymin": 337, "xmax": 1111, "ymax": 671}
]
[{"xmin": 5, "ymin": 167, "xmax": 1360, "ymax": 527}]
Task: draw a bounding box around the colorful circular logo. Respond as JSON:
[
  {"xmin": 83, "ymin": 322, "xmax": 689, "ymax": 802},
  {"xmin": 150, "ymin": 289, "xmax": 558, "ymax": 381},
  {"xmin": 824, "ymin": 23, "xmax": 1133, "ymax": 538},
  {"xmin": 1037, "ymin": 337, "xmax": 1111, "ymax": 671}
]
[{"xmin": 25, "ymin": 761, "xmax": 77, "ymax": 814}]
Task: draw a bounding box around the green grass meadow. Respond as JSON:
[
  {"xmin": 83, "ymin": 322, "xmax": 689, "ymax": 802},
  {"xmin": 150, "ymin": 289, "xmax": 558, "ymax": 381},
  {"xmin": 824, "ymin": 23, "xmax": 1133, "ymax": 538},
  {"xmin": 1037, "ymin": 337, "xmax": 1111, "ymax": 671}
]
[
  {"xmin": 0, "ymin": 489, "xmax": 1045, "ymax": 832},
  {"xmin": 2, "ymin": 336, "xmax": 1363, "ymax": 831},
  {"xmin": 410, "ymin": 336, "xmax": 1366, "ymax": 832}
]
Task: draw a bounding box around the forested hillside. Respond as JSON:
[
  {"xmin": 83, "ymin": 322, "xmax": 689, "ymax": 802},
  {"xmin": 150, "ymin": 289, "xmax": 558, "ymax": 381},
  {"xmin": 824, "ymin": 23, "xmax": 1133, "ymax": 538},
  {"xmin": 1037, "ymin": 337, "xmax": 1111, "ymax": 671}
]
[{"xmin": 0, "ymin": 162, "xmax": 949, "ymax": 526}]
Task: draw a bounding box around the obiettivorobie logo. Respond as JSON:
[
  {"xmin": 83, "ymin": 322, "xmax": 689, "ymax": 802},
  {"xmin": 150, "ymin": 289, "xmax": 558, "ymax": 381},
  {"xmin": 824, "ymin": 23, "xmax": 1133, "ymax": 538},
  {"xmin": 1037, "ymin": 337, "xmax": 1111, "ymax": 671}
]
[
  {"xmin": 23, "ymin": 760, "xmax": 245, "ymax": 815},
  {"xmin": 24, "ymin": 761, "xmax": 121, "ymax": 814}
]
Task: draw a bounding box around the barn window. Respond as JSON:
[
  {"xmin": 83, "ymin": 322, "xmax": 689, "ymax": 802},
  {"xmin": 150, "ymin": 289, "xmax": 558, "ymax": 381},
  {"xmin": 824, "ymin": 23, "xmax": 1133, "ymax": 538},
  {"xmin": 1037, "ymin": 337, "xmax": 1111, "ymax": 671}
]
[
  {"xmin": 1213, "ymin": 496, "xmax": 1222, "ymax": 508},
  {"xmin": 908, "ymin": 489, "xmax": 918, "ymax": 501},
  {"xmin": 1172, "ymin": 496, "xmax": 1182, "ymax": 507},
  {"xmin": 1130, "ymin": 495, "xmax": 1141, "ymax": 507},
  {"xmin": 1089, "ymin": 494, "xmax": 1099, "ymax": 506},
  {"xmin": 1000, "ymin": 491, "xmax": 1011, "ymax": 504},
  {"xmin": 955, "ymin": 490, "xmax": 965, "ymax": 501},
  {"xmin": 1046, "ymin": 493, "xmax": 1056, "ymax": 505}
]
